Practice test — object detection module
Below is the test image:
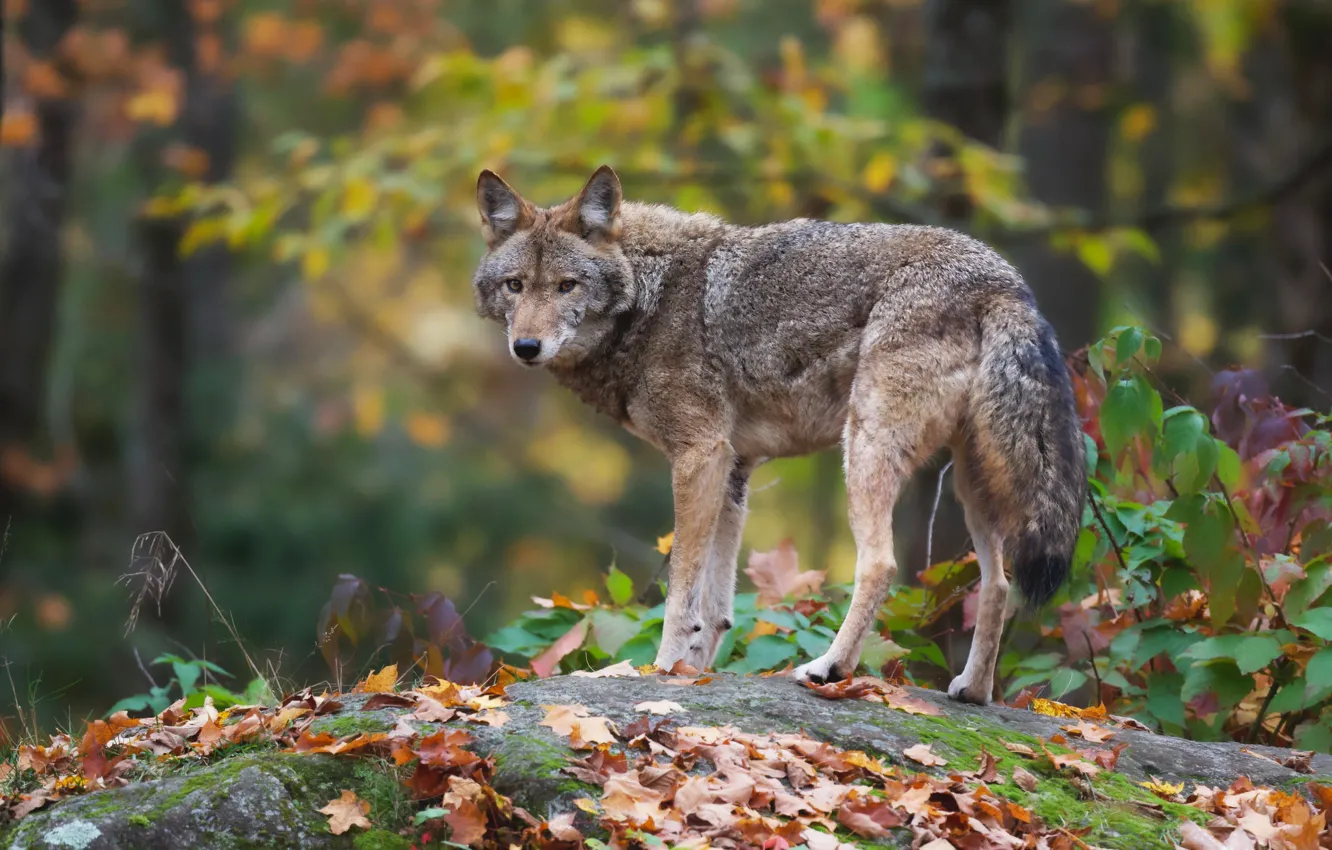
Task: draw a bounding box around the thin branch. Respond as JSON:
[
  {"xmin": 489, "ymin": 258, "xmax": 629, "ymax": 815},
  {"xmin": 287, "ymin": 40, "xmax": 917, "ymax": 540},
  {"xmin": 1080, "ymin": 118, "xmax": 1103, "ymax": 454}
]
[
  {"xmin": 1246, "ymin": 660, "xmax": 1287, "ymax": 746},
  {"xmin": 925, "ymin": 460, "xmax": 953, "ymax": 572},
  {"xmin": 1089, "ymin": 495, "xmax": 1140, "ymax": 625},
  {"xmin": 989, "ymin": 137, "xmax": 1332, "ymax": 241},
  {"xmin": 1259, "ymin": 330, "xmax": 1332, "ymax": 345},
  {"xmin": 132, "ymin": 648, "xmax": 159, "ymax": 690},
  {"xmin": 1082, "ymin": 632, "xmax": 1103, "ymax": 704}
]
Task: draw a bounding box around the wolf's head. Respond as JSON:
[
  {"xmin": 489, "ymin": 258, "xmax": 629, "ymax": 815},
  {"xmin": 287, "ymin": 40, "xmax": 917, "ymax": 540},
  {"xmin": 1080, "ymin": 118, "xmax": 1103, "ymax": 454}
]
[{"xmin": 471, "ymin": 166, "xmax": 635, "ymax": 367}]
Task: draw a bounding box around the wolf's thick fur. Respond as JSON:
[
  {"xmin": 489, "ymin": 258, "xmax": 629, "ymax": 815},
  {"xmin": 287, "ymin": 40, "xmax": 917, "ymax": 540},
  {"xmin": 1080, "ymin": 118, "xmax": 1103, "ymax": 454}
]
[{"xmin": 472, "ymin": 166, "xmax": 1086, "ymax": 703}]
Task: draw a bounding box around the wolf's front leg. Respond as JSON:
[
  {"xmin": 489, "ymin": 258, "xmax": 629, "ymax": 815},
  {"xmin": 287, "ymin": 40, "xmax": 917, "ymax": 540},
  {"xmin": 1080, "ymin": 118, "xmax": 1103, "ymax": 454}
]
[
  {"xmin": 697, "ymin": 458, "xmax": 755, "ymax": 668},
  {"xmin": 654, "ymin": 439, "xmax": 733, "ymax": 672}
]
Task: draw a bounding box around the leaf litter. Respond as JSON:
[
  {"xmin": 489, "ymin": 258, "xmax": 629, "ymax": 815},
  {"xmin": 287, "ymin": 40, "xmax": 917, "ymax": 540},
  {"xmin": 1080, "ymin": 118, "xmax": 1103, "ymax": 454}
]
[{"xmin": 2, "ymin": 667, "xmax": 1329, "ymax": 849}]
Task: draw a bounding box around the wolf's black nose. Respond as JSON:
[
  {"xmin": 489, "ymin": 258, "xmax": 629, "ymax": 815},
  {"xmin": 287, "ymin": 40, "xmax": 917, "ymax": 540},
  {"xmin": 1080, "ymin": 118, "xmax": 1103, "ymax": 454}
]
[{"xmin": 513, "ymin": 339, "xmax": 541, "ymax": 361}]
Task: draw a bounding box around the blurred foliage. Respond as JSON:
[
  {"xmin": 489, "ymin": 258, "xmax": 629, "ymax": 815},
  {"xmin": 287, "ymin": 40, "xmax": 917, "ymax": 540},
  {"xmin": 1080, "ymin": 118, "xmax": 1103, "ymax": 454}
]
[{"xmin": 1, "ymin": 0, "xmax": 1329, "ymax": 735}]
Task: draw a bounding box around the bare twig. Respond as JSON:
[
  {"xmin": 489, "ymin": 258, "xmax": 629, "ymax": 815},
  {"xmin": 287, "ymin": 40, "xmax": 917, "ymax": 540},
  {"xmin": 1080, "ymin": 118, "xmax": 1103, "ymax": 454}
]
[
  {"xmin": 133, "ymin": 647, "xmax": 159, "ymax": 690},
  {"xmin": 1082, "ymin": 632, "xmax": 1103, "ymax": 703},
  {"xmin": 639, "ymin": 550, "xmax": 672, "ymax": 605},
  {"xmin": 1259, "ymin": 330, "xmax": 1332, "ymax": 345},
  {"xmin": 1246, "ymin": 661, "xmax": 1288, "ymax": 746},
  {"xmin": 925, "ymin": 460, "xmax": 953, "ymax": 572},
  {"xmin": 1089, "ymin": 496, "xmax": 1129, "ymax": 575}
]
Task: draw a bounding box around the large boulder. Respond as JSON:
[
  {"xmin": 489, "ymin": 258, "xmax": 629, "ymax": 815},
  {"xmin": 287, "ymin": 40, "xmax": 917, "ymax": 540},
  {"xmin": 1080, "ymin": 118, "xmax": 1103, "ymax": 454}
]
[{"xmin": 4, "ymin": 674, "xmax": 1328, "ymax": 849}]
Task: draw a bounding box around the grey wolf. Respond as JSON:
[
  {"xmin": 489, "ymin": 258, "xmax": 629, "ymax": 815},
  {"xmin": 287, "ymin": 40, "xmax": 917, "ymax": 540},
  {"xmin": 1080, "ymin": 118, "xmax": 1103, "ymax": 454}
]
[{"xmin": 470, "ymin": 165, "xmax": 1086, "ymax": 704}]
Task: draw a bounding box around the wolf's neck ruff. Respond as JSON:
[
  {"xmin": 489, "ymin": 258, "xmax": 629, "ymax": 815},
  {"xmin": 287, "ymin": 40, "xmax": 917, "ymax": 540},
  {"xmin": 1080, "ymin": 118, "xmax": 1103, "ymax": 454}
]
[{"xmin": 472, "ymin": 166, "xmax": 1087, "ymax": 704}]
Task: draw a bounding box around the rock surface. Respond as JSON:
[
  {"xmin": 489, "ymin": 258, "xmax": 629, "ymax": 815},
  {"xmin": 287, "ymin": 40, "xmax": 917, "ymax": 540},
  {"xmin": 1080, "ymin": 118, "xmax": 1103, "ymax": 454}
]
[{"xmin": 5, "ymin": 673, "xmax": 1329, "ymax": 849}]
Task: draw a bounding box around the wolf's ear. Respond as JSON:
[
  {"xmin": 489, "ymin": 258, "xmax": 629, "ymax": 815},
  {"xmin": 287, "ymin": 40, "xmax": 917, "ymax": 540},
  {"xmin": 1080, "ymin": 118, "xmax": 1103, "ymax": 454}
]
[
  {"xmin": 571, "ymin": 165, "xmax": 622, "ymax": 244},
  {"xmin": 477, "ymin": 170, "xmax": 534, "ymax": 248}
]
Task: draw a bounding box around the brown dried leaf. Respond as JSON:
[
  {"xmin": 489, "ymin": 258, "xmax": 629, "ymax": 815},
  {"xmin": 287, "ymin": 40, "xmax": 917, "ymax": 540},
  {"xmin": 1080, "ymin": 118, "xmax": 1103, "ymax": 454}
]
[
  {"xmin": 540, "ymin": 704, "xmax": 617, "ymax": 745},
  {"xmin": 1013, "ymin": 765, "xmax": 1039, "ymax": 792},
  {"xmin": 902, "ymin": 743, "xmax": 947, "ymax": 767},
  {"xmin": 1061, "ymin": 720, "xmax": 1115, "ymax": 743},
  {"xmin": 464, "ymin": 709, "xmax": 510, "ymax": 728},
  {"xmin": 745, "ymin": 540, "xmax": 825, "ymax": 605},
  {"xmin": 318, "ymin": 790, "xmax": 371, "ymax": 835},
  {"xmin": 571, "ymin": 660, "xmax": 641, "ymax": 678}
]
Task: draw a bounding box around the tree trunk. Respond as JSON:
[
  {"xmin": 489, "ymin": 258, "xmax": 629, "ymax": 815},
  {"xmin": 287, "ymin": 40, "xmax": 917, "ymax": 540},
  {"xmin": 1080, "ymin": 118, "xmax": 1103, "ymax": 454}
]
[
  {"xmin": 129, "ymin": 2, "xmax": 237, "ymax": 564},
  {"xmin": 919, "ymin": 0, "xmax": 1010, "ymax": 220},
  {"xmin": 906, "ymin": 0, "xmax": 1011, "ymax": 598},
  {"xmin": 1268, "ymin": 1, "xmax": 1332, "ymax": 403},
  {"xmin": 1009, "ymin": 1, "xmax": 1115, "ymax": 349},
  {"xmin": 0, "ymin": 0, "xmax": 78, "ymax": 516}
]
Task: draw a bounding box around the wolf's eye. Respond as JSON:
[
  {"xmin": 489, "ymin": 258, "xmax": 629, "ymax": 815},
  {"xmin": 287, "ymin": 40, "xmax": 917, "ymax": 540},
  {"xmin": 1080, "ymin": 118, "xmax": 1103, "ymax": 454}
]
[
  {"xmin": 504, "ymin": 278, "xmax": 523, "ymax": 294},
  {"xmin": 558, "ymin": 279, "xmax": 578, "ymax": 294}
]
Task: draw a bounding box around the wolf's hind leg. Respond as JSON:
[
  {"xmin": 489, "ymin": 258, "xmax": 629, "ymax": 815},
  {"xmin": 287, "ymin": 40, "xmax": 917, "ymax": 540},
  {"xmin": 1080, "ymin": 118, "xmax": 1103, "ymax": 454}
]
[
  {"xmin": 654, "ymin": 439, "xmax": 733, "ymax": 672},
  {"xmin": 947, "ymin": 452, "xmax": 1012, "ymax": 704},
  {"xmin": 697, "ymin": 458, "xmax": 755, "ymax": 669},
  {"xmin": 793, "ymin": 331, "xmax": 969, "ymax": 686}
]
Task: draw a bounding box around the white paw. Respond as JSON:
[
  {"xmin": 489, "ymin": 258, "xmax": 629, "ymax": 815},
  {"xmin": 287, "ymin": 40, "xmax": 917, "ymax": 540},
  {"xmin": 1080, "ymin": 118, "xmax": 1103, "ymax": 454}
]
[
  {"xmin": 792, "ymin": 654, "xmax": 853, "ymax": 686},
  {"xmin": 947, "ymin": 674, "xmax": 991, "ymax": 705}
]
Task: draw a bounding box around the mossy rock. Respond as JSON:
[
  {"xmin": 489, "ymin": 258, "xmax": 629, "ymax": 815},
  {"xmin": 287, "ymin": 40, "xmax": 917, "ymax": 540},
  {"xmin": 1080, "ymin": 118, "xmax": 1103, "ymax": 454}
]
[
  {"xmin": 2, "ymin": 754, "xmax": 362, "ymax": 849},
  {"xmin": 6, "ymin": 674, "xmax": 1330, "ymax": 849}
]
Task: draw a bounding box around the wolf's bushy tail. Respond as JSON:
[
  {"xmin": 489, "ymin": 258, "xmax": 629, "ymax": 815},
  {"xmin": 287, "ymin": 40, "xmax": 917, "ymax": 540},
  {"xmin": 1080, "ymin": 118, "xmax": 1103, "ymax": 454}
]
[{"xmin": 970, "ymin": 294, "xmax": 1087, "ymax": 606}]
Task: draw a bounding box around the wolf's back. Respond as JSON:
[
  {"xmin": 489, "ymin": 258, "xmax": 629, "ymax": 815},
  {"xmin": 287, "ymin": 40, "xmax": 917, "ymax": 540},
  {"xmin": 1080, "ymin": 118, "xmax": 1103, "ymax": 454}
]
[{"xmin": 968, "ymin": 293, "xmax": 1087, "ymax": 605}]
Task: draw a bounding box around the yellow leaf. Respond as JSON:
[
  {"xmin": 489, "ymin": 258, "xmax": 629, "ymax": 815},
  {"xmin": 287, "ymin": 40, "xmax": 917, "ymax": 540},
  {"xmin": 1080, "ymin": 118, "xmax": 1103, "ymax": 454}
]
[
  {"xmin": 302, "ymin": 246, "xmax": 330, "ymax": 281},
  {"xmin": 1138, "ymin": 777, "xmax": 1184, "ymax": 799},
  {"xmin": 573, "ymin": 797, "xmax": 600, "ymax": 815},
  {"xmin": 360, "ymin": 664, "xmax": 398, "ymax": 694},
  {"xmin": 405, "ymin": 412, "xmax": 451, "ymax": 448},
  {"xmin": 1029, "ymin": 698, "xmax": 1083, "ymax": 720},
  {"xmin": 1119, "ymin": 104, "xmax": 1156, "ymax": 143},
  {"xmin": 341, "ymin": 178, "xmax": 378, "ymax": 221},
  {"xmin": 655, "ymin": 532, "xmax": 674, "ymax": 555},
  {"xmin": 748, "ymin": 620, "xmax": 779, "ymax": 639},
  {"xmin": 862, "ymin": 151, "xmax": 896, "ymax": 194}
]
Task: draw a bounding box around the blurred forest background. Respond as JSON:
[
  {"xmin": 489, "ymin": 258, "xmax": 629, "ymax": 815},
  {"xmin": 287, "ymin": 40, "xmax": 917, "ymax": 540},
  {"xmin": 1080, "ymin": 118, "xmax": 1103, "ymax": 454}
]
[{"xmin": 1, "ymin": 0, "xmax": 1330, "ymax": 727}]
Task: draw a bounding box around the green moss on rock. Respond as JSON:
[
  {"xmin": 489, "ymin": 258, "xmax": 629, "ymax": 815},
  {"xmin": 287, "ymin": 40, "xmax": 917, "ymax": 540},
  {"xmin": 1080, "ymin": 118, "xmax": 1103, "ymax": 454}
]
[{"xmin": 351, "ymin": 829, "xmax": 412, "ymax": 850}]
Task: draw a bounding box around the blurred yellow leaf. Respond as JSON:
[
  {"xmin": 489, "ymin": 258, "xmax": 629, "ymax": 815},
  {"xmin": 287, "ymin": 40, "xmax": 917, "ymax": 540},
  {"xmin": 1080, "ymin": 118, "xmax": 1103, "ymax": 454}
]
[
  {"xmin": 126, "ymin": 90, "xmax": 178, "ymax": 126},
  {"xmin": 180, "ymin": 219, "xmax": 225, "ymax": 256},
  {"xmin": 1075, "ymin": 236, "xmax": 1114, "ymax": 277},
  {"xmin": 342, "ymin": 178, "xmax": 378, "ymax": 221},
  {"xmin": 527, "ymin": 426, "xmax": 630, "ymax": 506},
  {"xmin": 833, "ymin": 16, "xmax": 882, "ymax": 75},
  {"xmin": 1178, "ymin": 311, "xmax": 1218, "ymax": 357},
  {"xmin": 656, "ymin": 532, "xmax": 674, "ymax": 555},
  {"xmin": 405, "ymin": 412, "xmax": 451, "ymax": 448},
  {"xmin": 1119, "ymin": 104, "xmax": 1156, "ymax": 143},
  {"xmin": 862, "ymin": 152, "xmax": 896, "ymax": 193},
  {"xmin": 556, "ymin": 16, "xmax": 615, "ymax": 53},
  {"xmin": 302, "ymin": 246, "xmax": 330, "ymax": 281},
  {"xmin": 353, "ymin": 387, "xmax": 384, "ymax": 436}
]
